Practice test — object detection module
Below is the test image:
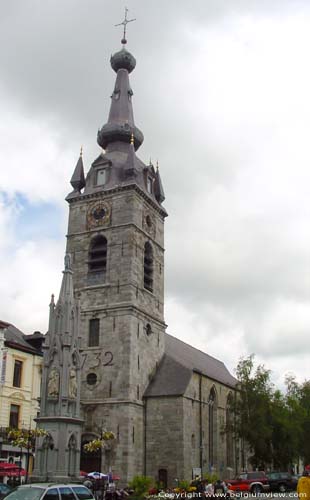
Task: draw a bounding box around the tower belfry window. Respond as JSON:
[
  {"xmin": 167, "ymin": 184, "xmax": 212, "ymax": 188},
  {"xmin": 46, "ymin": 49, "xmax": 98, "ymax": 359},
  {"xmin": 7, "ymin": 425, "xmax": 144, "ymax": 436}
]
[
  {"xmin": 96, "ymin": 168, "xmax": 106, "ymax": 186},
  {"xmin": 88, "ymin": 235, "xmax": 107, "ymax": 272},
  {"xmin": 144, "ymin": 242, "xmax": 154, "ymax": 292},
  {"xmin": 147, "ymin": 176, "xmax": 153, "ymax": 194}
]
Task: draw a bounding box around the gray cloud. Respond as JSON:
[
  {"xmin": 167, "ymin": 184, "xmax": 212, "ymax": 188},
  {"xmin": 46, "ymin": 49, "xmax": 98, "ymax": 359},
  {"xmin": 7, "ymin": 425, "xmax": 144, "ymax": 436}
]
[{"xmin": 1, "ymin": 0, "xmax": 310, "ymax": 386}]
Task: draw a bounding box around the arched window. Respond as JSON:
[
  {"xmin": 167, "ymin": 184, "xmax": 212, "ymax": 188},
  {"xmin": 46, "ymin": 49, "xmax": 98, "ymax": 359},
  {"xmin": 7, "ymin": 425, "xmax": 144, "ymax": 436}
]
[
  {"xmin": 208, "ymin": 387, "xmax": 217, "ymax": 467},
  {"xmin": 88, "ymin": 235, "xmax": 107, "ymax": 272},
  {"xmin": 226, "ymin": 393, "xmax": 234, "ymax": 467},
  {"xmin": 144, "ymin": 242, "xmax": 153, "ymax": 292}
]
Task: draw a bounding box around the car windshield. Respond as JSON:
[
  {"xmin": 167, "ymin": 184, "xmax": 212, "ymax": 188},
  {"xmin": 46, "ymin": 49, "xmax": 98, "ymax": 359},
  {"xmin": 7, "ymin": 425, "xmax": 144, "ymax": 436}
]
[
  {"xmin": 71, "ymin": 487, "xmax": 93, "ymax": 500},
  {"xmin": 5, "ymin": 487, "xmax": 45, "ymax": 500}
]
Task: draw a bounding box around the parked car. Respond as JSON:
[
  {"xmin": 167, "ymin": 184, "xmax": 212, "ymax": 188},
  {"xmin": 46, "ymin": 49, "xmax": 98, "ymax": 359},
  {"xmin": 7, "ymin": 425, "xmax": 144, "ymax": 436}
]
[
  {"xmin": 0, "ymin": 484, "xmax": 12, "ymax": 500},
  {"xmin": 226, "ymin": 471, "xmax": 270, "ymax": 494},
  {"xmin": 267, "ymin": 472, "xmax": 298, "ymax": 492},
  {"xmin": 3, "ymin": 484, "xmax": 94, "ymax": 500}
]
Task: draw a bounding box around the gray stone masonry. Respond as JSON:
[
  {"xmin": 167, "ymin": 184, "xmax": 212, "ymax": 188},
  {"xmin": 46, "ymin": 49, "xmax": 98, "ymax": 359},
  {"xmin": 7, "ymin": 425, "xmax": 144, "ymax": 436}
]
[
  {"xmin": 66, "ymin": 185, "xmax": 166, "ymax": 484},
  {"xmin": 145, "ymin": 373, "xmax": 237, "ymax": 485}
]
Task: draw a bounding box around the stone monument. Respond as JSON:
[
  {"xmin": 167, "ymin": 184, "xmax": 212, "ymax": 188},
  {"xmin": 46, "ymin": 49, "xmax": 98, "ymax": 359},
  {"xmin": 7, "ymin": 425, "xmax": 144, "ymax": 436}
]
[{"xmin": 33, "ymin": 254, "xmax": 83, "ymax": 481}]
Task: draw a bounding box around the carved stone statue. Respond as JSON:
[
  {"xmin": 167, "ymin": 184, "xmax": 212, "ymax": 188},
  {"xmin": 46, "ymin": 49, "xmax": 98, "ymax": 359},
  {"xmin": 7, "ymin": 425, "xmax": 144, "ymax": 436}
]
[
  {"xmin": 48, "ymin": 368, "xmax": 60, "ymax": 397},
  {"xmin": 68, "ymin": 368, "xmax": 77, "ymax": 399}
]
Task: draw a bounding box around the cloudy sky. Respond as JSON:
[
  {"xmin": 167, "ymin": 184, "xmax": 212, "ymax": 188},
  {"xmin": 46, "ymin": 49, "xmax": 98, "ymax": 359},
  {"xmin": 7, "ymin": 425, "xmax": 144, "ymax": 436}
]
[{"xmin": 1, "ymin": 0, "xmax": 310, "ymax": 389}]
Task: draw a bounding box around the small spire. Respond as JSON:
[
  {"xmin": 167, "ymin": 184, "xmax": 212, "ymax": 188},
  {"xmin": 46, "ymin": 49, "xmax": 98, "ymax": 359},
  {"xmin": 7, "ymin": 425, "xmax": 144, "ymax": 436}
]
[
  {"xmin": 70, "ymin": 150, "xmax": 86, "ymax": 192},
  {"xmin": 80, "ymin": 145, "xmax": 83, "ymax": 157},
  {"xmin": 154, "ymin": 165, "xmax": 165, "ymax": 204},
  {"xmin": 50, "ymin": 294, "xmax": 55, "ymax": 306},
  {"xmin": 149, "ymin": 158, "xmax": 153, "ymax": 167},
  {"xmin": 115, "ymin": 7, "xmax": 136, "ymax": 46}
]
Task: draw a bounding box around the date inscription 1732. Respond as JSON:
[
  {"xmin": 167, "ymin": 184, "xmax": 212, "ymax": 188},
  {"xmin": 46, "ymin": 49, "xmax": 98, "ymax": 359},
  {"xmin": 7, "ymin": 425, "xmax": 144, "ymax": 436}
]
[{"xmin": 81, "ymin": 351, "xmax": 114, "ymax": 369}]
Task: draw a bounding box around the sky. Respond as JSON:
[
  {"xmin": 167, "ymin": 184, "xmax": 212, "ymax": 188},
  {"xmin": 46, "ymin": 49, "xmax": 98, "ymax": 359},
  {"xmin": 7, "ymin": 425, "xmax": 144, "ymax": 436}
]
[{"xmin": 1, "ymin": 0, "xmax": 310, "ymax": 389}]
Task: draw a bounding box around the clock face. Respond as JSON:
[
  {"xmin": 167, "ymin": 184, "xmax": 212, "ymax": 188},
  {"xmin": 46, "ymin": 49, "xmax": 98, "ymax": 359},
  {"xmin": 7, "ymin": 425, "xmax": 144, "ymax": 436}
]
[
  {"xmin": 93, "ymin": 207, "xmax": 106, "ymax": 220},
  {"xmin": 87, "ymin": 201, "xmax": 110, "ymax": 228}
]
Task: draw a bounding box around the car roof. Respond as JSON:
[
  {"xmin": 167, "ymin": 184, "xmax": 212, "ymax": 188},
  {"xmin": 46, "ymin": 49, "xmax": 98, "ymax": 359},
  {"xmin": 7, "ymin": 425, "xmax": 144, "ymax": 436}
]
[{"xmin": 17, "ymin": 484, "xmax": 88, "ymax": 488}]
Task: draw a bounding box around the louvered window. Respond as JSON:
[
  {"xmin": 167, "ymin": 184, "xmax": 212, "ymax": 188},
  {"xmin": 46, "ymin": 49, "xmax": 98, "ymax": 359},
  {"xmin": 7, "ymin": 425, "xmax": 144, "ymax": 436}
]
[
  {"xmin": 89, "ymin": 318, "xmax": 99, "ymax": 347},
  {"xmin": 88, "ymin": 236, "xmax": 107, "ymax": 272},
  {"xmin": 144, "ymin": 242, "xmax": 153, "ymax": 292}
]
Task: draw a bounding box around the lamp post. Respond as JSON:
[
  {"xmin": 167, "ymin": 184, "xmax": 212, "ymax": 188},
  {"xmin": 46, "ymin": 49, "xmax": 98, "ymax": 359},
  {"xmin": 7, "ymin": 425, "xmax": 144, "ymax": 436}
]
[
  {"xmin": 0, "ymin": 435, "xmax": 3, "ymax": 460},
  {"xmin": 19, "ymin": 447, "xmax": 22, "ymax": 485}
]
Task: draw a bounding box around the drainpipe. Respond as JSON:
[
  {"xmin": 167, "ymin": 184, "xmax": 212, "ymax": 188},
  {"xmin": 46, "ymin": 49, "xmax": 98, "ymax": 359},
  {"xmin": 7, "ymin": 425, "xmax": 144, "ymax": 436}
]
[
  {"xmin": 144, "ymin": 398, "xmax": 147, "ymax": 476},
  {"xmin": 195, "ymin": 370, "xmax": 203, "ymax": 476}
]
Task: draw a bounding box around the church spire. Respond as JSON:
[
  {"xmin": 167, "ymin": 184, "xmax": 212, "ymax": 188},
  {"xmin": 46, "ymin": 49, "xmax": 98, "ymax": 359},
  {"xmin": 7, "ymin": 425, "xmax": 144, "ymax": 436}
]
[
  {"xmin": 97, "ymin": 12, "xmax": 143, "ymax": 152},
  {"xmin": 70, "ymin": 148, "xmax": 85, "ymax": 193}
]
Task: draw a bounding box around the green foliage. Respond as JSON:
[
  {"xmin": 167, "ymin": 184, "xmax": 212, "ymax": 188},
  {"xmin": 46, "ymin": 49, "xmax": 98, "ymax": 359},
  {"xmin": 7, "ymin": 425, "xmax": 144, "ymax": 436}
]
[
  {"xmin": 178, "ymin": 480, "xmax": 190, "ymax": 490},
  {"xmin": 203, "ymin": 473, "xmax": 219, "ymax": 483},
  {"xmin": 228, "ymin": 356, "xmax": 310, "ymax": 470},
  {"xmin": 83, "ymin": 431, "xmax": 115, "ymax": 453},
  {"xmin": 8, "ymin": 428, "xmax": 48, "ymax": 449},
  {"xmin": 226, "ymin": 356, "xmax": 310, "ymax": 470},
  {"xmin": 128, "ymin": 476, "xmax": 153, "ymax": 498},
  {"xmin": 233, "ymin": 355, "xmax": 274, "ymax": 468}
]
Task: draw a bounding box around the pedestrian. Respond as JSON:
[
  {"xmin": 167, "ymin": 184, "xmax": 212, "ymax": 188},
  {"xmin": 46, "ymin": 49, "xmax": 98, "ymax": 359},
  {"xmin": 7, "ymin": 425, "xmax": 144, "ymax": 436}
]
[
  {"xmin": 205, "ymin": 479, "xmax": 214, "ymax": 497},
  {"xmin": 83, "ymin": 479, "xmax": 93, "ymax": 491},
  {"xmin": 213, "ymin": 479, "xmax": 227, "ymax": 497},
  {"xmin": 297, "ymin": 467, "xmax": 310, "ymax": 500}
]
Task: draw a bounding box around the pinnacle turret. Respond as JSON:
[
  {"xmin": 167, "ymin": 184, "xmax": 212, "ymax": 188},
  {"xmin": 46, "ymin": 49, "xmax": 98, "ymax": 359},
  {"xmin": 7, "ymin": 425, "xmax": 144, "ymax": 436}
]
[{"xmin": 70, "ymin": 149, "xmax": 85, "ymax": 192}]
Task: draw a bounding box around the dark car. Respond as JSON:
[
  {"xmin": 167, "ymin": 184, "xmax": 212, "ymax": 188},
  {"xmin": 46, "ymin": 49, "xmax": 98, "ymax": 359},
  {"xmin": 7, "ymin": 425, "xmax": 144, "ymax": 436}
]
[
  {"xmin": 267, "ymin": 472, "xmax": 297, "ymax": 492},
  {"xmin": 0, "ymin": 484, "xmax": 12, "ymax": 500}
]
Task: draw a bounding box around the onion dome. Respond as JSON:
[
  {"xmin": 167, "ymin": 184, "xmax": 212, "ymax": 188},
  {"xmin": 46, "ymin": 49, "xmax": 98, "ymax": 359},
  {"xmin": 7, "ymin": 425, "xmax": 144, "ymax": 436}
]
[
  {"xmin": 110, "ymin": 47, "xmax": 136, "ymax": 74},
  {"xmin": 97, "ymin": 45, "xmax": 144, "ymax": 151}
]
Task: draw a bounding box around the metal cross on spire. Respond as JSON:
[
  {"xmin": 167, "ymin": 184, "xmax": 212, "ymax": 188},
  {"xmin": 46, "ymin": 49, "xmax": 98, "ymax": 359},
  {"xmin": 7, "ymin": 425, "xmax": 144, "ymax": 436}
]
[{"xmin": 115, "ymin": 7, "xmax": 136, "ymax": 45}]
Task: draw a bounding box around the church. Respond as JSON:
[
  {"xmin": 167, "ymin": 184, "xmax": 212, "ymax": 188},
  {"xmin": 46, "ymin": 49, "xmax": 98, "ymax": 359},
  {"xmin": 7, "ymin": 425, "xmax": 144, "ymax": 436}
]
[{"xmin": 35, "ymin": 28, "xmax": 239, "ymax": 487}]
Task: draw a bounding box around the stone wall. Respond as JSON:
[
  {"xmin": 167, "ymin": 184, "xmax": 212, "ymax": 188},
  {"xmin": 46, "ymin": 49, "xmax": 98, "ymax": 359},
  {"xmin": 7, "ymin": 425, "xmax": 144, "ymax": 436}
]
[
  {"xmin": 145, "ymin": 397, "xmax": 185, "ymax": 486},
  {"xmin": 66, "ymin": 185, "xmax": 166, "ymax": 483}
]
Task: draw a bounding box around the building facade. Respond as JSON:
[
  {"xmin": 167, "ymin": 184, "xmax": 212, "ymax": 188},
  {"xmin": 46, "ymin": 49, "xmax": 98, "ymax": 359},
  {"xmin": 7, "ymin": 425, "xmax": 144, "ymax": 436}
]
[
  {"xmin": 62, "ymin": 36, "xmax": 239, "ymax": 485},
  {"xmin": 0, "ymin": 321, "xmax": 43, "ymax": 473}
]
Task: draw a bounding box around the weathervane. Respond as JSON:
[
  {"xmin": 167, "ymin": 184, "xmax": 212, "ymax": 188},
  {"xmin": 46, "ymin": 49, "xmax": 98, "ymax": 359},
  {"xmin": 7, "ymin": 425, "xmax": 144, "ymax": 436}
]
[{"xmin": 115, "ymin": 7, "xmax": 136, "ymax": 45}]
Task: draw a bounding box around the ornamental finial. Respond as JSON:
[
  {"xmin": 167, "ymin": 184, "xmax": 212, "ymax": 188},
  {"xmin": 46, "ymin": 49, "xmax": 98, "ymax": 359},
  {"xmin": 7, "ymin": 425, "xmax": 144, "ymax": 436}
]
[
  {"xmin": 115, "ymin": 7, "xmax": 136, "ymax": 45},
  {"xmin": 130, "ymin": 133, "xmax": 134, "ymax": 145},
  {"xmin": 156, "ymin": 160, "xmax": 159, "ymax": 171},
  {"xmin": 80, "ymin": 145, "xmax": 83, "ymax": 157}
]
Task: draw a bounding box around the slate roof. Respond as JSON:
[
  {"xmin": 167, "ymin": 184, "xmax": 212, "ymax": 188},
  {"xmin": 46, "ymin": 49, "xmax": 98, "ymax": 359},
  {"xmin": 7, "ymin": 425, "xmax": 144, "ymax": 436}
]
[
  {"xmin": 0, "ymin": 320, "xmax": 43, "ymax": 355},
  {"xmin": 145, "ymin": 333, "xmax": 237, "ymax": 397}
]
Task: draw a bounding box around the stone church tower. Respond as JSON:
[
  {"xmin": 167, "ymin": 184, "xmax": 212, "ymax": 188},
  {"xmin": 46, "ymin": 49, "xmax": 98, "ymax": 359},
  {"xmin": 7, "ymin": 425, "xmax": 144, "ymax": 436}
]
[{"xmin": 65, "ymin": 37, "xmax": 167, "ymax": 482}]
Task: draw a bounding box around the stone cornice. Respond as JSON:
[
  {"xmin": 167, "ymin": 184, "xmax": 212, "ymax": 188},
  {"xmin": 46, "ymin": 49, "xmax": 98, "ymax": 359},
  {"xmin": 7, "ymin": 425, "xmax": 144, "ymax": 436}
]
[
  {"xmin": 66, "ymin": 182, "xmax": 168, "ymax": 218},
  {"xmin": 78, "ymin": 302, "xmax": 167, "ymax": 328}
]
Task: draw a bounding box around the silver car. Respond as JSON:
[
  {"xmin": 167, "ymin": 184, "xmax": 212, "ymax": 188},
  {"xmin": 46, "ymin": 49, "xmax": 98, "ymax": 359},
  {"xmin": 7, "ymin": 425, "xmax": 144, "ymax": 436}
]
[{"xmin": 3, "ymin": 484, "xmax": 94, "ymax": 500}]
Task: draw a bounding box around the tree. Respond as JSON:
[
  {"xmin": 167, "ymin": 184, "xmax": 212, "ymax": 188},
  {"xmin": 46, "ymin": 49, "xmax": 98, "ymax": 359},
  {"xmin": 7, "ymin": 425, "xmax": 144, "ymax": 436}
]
[{"xmin": 233, "ymin": 355, "xmax": 274, "ymax": 468}]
